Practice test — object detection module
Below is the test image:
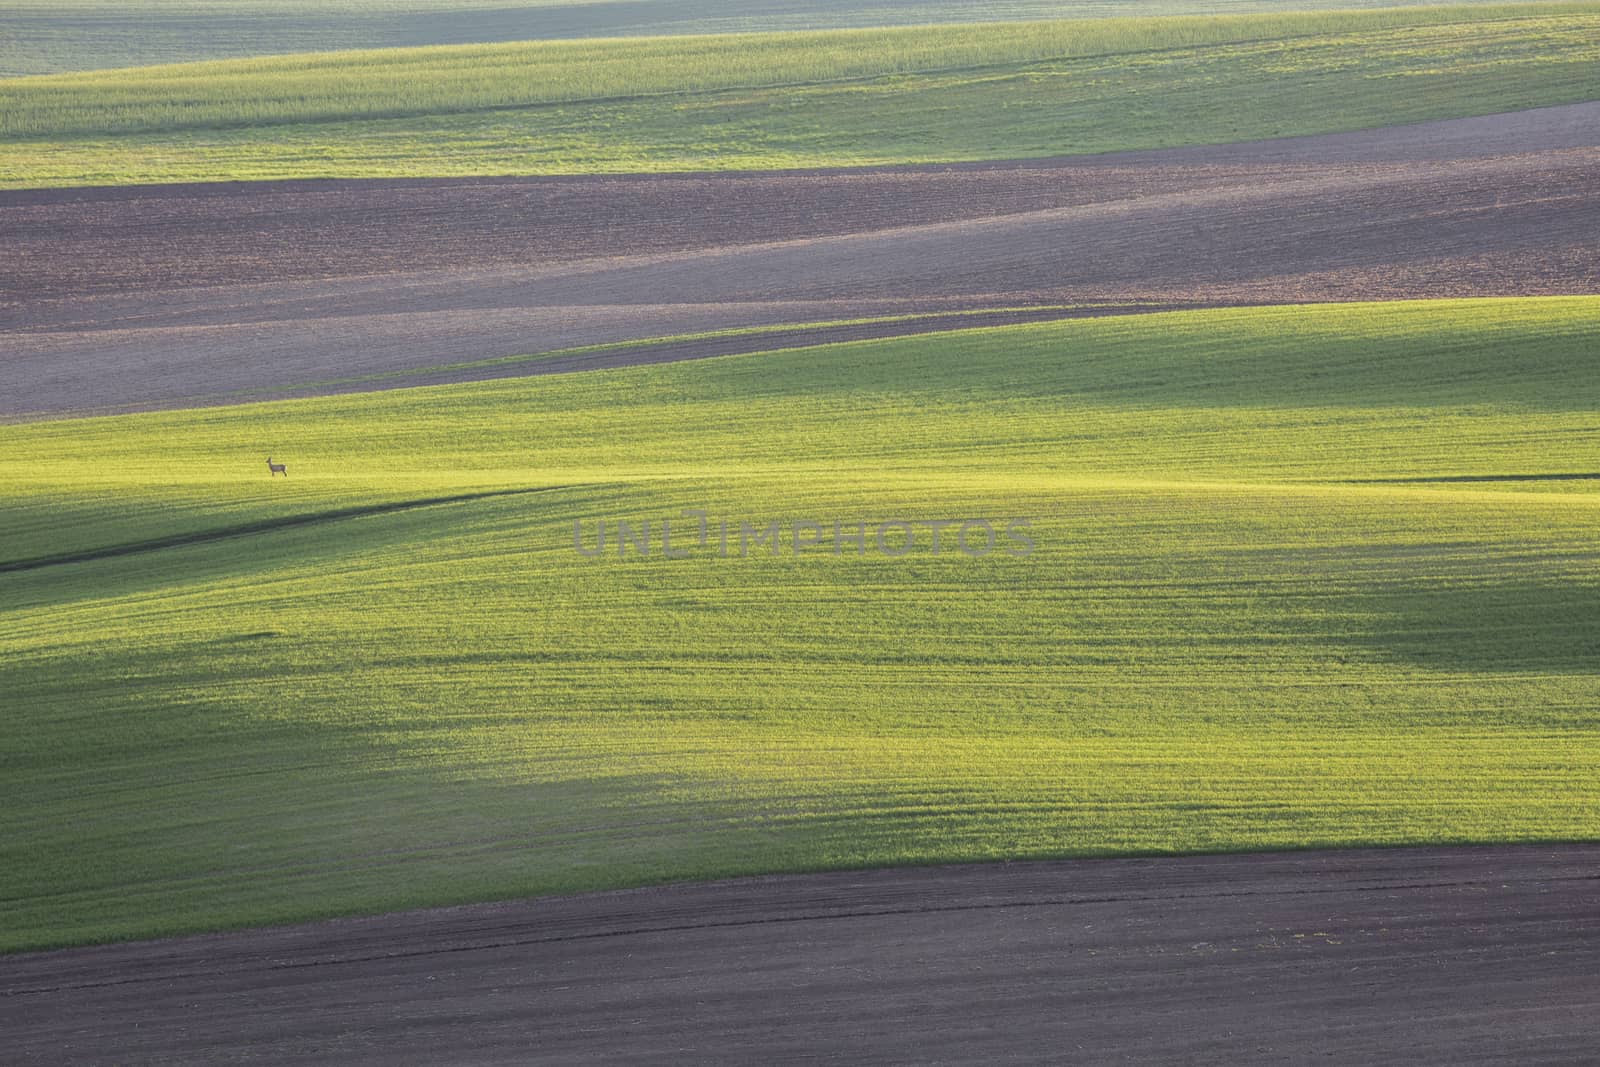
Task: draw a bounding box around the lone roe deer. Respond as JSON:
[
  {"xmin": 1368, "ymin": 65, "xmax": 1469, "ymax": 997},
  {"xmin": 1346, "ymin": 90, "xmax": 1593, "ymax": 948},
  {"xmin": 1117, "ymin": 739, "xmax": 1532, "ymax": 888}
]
[{"xmin": 266, "ymin": 457, "xmax": 287, "ymax": 477}]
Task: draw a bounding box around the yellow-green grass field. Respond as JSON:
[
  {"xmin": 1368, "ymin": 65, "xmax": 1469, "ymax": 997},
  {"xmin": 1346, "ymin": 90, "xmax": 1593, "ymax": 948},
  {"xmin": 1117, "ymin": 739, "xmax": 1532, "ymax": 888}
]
[
  {"xmin": 3, "ymin": 296, "xmax": 1598, "ymax": 951},
  {"xmin": 3, "ymin": 4, "xmax": 1598, "ymax": 185}
]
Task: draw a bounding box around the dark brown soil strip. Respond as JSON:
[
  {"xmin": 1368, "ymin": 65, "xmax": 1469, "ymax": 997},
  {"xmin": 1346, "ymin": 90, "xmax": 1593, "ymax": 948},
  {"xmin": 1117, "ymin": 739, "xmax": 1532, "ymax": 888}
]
[
  {"xmin": 3, "ymin": 102, "xmax": 1596, "ymax": 418},
  {"xmin": 3, "ymin": 845, "xmax": 1597, "ymax": 1064}
]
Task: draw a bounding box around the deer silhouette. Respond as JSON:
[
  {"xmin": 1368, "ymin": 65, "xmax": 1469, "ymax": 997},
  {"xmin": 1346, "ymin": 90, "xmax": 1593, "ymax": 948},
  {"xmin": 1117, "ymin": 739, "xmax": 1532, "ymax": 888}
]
[{"xmin": 266, "ymin": 457, "xmax": 287, "ymax": 477}]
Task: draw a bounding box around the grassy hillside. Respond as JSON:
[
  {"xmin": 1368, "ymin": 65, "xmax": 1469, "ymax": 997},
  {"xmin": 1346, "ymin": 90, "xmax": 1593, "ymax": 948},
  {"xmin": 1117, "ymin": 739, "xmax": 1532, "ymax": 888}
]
[
  {"xmin": 3, "ymin": 4, "xmax": 1598, "ymax": 185},
  {"xmin": 0, "ymin": 0, "xmax": 1535, "ymax": 77},
  {"xmin": 4, "ymin": 297, "xmax": 1599, "ymax": 951}
]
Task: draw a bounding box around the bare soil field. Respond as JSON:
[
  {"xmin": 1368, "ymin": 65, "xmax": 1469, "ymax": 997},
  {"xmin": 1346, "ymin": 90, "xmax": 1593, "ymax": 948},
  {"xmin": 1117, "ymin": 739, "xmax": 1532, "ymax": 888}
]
[
  {"xmin": 3, "ymin": 101, "xmax": 1598, "ymax": 418},
  {"xmin": 4, "ymin": 845, "xmax": 1597, "ymax": 1064}
]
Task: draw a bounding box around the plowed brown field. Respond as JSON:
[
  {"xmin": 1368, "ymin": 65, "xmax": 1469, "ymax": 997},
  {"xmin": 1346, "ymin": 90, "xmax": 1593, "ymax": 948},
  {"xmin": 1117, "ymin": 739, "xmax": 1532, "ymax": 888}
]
[
  {"xmin": 3, "ymin": 101, "xmax": 1597, "ymax": 418},
  {"xmin": 5, "ymin": 846, "xmax": 1598, "ymax": 1065}
]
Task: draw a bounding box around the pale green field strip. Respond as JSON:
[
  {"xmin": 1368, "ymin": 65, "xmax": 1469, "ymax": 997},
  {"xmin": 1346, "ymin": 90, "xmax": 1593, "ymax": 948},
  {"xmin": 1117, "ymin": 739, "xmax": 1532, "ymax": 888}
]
[
  {"xmin": 2, "ymin": 297, "xmax": 1598, "ymax": 951},
  {"xmin": 3, "ymin": 5, "xmax": 1598, "ymax": 186},
  {"xmin": 0, "ymin": 0, "xmax": 1533, "ymax": 77}
]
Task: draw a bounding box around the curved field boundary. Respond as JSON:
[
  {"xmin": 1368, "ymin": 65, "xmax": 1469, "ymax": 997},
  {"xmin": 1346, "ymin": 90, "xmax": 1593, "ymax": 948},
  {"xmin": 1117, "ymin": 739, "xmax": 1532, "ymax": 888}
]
[
  {"xmin": 4, "ymin": 7, "xmax": 1598, "ymax": 188},
  {"xmin": 219, "ymin": 304, "xmax": 1199, "ymax": 406},
  {"xmin": 0, "ymin": 484, "xmax": 590, "ymax": 573},
  {"xmin": 6, "ymin": 6, "xmax": 1585, "ymax": 137},
  {"xmin": 4, "ymin": 102, "xmax": 1597, "ymax": 420}
]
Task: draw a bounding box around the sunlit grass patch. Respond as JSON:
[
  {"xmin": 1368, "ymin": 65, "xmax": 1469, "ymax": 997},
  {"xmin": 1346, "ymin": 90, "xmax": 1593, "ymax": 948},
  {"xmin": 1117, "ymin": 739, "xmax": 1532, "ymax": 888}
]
[
  {"xmin": 3, "ymin": 297, "xmax": 1598, "ymax": 950},
  {"xmin": 3, "ymin": 4, "xmax": 1598, "ymax": 185}
]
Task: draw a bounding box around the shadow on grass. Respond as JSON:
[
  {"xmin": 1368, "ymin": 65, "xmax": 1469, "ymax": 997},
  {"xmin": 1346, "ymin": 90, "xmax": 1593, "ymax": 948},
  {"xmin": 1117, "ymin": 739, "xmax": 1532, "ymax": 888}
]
[
  {"xmin": 1356, "ymin": 580, "xmax": 1600, "ymax": 673},
  {"xmin": 1344, "ymin": 473, "xmax": 1600, "ymax": 484},
  {"xmin": 0, "ymin": 484, "xmax": 592, "ymax": 575}
]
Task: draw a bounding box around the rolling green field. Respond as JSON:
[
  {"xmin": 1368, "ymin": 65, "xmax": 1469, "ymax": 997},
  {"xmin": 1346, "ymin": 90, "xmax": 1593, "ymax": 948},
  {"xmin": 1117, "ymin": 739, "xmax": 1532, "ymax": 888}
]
[
  {"xmin": 4, "ymin": 297, "xmax": 1599, "ymax": 952},
  {"xmin": 0, "ymin": 0, "xmax": 1536, "ymax": 77},
  {"xmin": 3, "ymin": 4, "xmax": 1598, "ymax": 185}
]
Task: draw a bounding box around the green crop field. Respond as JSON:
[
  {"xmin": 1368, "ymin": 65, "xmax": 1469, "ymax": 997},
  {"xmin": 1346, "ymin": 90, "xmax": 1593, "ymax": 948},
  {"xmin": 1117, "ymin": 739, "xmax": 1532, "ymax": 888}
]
[
  {"xmin": 0, "ymin": 0, "xmax": 1534, "ymax": 77},
  {"xmin": 4, "ymin": 297, "xmax": 1598, "ymax": 952},
  {"xmin": 3, "ymin": 4, "xmax": 1598, "ymax": 186}
]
